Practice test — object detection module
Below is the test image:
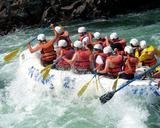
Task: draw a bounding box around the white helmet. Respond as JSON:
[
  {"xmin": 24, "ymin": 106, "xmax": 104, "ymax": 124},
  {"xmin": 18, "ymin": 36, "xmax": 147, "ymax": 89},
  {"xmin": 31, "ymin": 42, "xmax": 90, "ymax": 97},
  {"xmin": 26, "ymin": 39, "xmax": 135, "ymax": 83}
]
[
  {"xmin": 78, "ymin": 27, "xmax": 86, "ymax": 33},
  {"xmin": 37, "ymin": 34, "xmax": 46, "ymax": 41},
  {"xmin": 130, "ymin": 38, "xmax": 139, "ymax": 46},
  {"xmin": 94, "ymin": 44, "xmax": 103, "ymax": 50},
  {"xmin": 58, "ymin": 40, "xmax": 67, "ymax": 47},
  {"xmin": 74, "ymin": 40, "xmax": 83, "ymax": 48},
  {"xmin": 124, "ymin": 46, "xmax": 133, "ymax": 54},
  {"xmin": 94, "ymin": 32, "xmax": 101, "ymax": 39},
  {"xmin": 140, "ymin": 40, "xmax": 147, "ymax": 49},
  {"xmin": 82, "ymin": 37, "xmax": 89, "ymax": 45},
  {"xmin": 55, "ymin": 26, "xmax": 63, "ymax": 34},
  {"xmin": 110, "ymin": 32, "xmax": 119, "ymax": 40},
  {"xmin": 103, "ymin": 46, "xmax": 113, "ymax": 54}
]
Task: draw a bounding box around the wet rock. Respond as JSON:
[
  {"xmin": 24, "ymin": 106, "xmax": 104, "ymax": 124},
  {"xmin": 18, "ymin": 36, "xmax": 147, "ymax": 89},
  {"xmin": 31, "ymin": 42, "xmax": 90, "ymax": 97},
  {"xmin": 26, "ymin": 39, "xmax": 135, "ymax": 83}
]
[{"xmin": 0, "ymin": 0, "xmax": 160, "ymax": 35}]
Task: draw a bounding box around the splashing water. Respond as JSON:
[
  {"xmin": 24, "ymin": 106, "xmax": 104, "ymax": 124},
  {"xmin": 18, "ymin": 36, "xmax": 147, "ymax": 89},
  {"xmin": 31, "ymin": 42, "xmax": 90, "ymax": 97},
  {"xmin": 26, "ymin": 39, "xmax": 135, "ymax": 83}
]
[{"xmin": 0, "ymin": 9, "xmax": 160, "ymax": 128}]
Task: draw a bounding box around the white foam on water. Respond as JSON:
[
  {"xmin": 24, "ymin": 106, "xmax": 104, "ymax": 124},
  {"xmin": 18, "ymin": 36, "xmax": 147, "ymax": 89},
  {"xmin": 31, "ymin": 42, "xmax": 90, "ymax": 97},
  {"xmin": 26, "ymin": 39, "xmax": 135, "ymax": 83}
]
[
  {"xmin": 93, "ymin": 93, "xmax": 150, "ymax": 128},
  {"xmin": 1, "ymin": 9, "xmax": 160, "ymax": 128},
  {"xmin": 0, "ymin": 56, "xmax": 154, "ymax": 128}
]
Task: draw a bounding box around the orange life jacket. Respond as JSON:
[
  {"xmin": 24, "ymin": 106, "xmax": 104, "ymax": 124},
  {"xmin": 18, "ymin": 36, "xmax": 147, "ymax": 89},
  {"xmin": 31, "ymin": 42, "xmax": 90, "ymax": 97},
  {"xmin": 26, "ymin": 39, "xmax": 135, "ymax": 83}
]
[
  {"xmin": 41, "ymin": 43, "xmax": 57, "ymax": 62},
  {"xmin": 57, "ymin": 48, "xmax": 74, "ymax": 69},
  {"xmin": 107, "ymin": 55, "xmax": 123, "ymax": 77},
  {"xmin": 124, "ymin": 55, "xmax": 138, "ymax": 75},
  {"xmin": 73, "ymin": 50, "xmax": 90, "ymax": 70}
]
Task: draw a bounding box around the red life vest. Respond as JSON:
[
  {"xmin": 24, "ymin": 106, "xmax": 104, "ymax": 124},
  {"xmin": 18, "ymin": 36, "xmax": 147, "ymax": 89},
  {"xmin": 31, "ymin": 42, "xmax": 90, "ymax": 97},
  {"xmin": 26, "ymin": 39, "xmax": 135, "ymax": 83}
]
[
  {"xmin": 41, "ymin": 43, "xmax": 57, "ymax": 62},
  {"xmin": 73, "ymin": 50, "xmax": 90, "ymax": 70},
  {"xmin": 107, "ymin": 55, "xmax": 123, "ymax": 77},
  {"xmin": 57, "ymin": 48, "xmax": 74, "ymax": 69},
  {"xmin": 124, "ymin": 55, "xmax": 138, "ymax": 75},
  {"xmin": 59, "ymin": 31, "xmax": 71, "ymax": 47}
]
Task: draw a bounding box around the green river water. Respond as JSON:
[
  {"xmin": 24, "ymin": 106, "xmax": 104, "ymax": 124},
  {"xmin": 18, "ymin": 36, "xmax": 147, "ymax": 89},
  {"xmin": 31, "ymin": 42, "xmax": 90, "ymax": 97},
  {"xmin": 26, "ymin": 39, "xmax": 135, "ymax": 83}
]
[{"xmin": 0, "ymin": 9, "xmax": 160, "ymax": 128}]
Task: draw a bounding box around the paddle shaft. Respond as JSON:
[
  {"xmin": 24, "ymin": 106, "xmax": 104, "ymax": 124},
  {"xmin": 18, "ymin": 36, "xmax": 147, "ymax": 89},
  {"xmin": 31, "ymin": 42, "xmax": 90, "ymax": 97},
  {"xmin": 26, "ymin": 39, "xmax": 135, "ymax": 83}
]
[
  {"xmin": 77, "ymin": 73, "xmax": 96, "ymax": 96},
  {"xmin": 28, "ymin": 18, "xmax": 54, "ymax": 44},
  {"xmin": 114, "ymin": 62, "xmax": 160, "ymax": 93},
  {"xmin": 29, "ymin": 37, "xmax": 37, "ymax": 43}
]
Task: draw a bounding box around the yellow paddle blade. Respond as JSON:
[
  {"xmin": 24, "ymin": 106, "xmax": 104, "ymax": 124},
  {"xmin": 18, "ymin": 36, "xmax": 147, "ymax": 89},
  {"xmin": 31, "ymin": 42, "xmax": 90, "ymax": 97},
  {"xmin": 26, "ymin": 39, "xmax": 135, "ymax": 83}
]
[
  {"xmin": 95, "ymin": 77, "xmax": 99, "ymax": 92},
  {"xmin": 112, "ymin": 76, "xmax": 119, "ymax": 91},
  {"xmin": 40, "ymin": 64, "xmax": 52, "ymax": 74},
  {"xmin": 41, "ymin": 64, "xmax": 52, "ymax": 80},
  {"xmin": 77, "ymin": 84, "xmax": 89, "ymax": 97},
  {"xmin": 3, "ymin": 48, "xmax": 21, "ymax": 62},
  {"xmin": 42, "ymin": 68, "xmax": 51, "ymax": 80},
  {"xmin": 77, "ymin": 76, "xmax": 95, "ymax": 97}
]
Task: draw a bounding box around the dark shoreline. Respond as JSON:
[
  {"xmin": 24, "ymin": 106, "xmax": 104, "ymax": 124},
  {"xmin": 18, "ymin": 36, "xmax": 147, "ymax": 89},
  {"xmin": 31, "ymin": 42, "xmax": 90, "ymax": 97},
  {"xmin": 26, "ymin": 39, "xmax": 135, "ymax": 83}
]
[{"xmin": 0, "ymin": 0, "xmax": 160, "ymax": 36}]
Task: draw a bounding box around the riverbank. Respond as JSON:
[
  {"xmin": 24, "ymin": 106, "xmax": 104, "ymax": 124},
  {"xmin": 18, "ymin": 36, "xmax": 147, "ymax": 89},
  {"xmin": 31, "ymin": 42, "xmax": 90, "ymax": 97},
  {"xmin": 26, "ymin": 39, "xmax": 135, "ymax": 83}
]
[{"xmin": 0, "ymin": 0, "xmax": 160, "ymax": 36}]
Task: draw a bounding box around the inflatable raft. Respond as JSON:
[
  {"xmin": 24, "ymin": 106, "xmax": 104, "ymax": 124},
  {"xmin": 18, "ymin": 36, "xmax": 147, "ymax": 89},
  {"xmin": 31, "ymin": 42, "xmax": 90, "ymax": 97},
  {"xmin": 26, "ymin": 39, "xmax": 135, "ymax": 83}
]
[{"xmin": 19, "ymin": 49, "xmax": 160, "ymax": 97}]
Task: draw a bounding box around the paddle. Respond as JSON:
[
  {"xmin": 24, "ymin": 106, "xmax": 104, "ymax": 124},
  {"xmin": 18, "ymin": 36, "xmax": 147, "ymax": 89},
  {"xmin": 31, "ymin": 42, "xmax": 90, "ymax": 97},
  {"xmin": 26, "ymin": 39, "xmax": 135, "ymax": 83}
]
[
  {"xmin": 112, "ymin": 75, "xmax": 119, "ymax": 91},
  {"xmin": 99, "ymin": 62, "xmax": 160, "ymax": 104},
  {"xmin": 3, "ymin": 47, "xmax": 21, "ymax": 62},
  {"xmin": 77, "ymin": 74, "xmax": 96, "ymax": 97},
  {"xmin": 3, "ymin": 18, "xmax": 54, "ymax": 62},
  {"xmin": 40, "ymin": 64, "xmax": 53, "ymax": 79},
  {"xmin": 3, "ymin": 36, "xmax": 38, "ymax": 62},
  {"xmin": 95, "ymin": 76, "xmax": 99, "ymax": 92}
]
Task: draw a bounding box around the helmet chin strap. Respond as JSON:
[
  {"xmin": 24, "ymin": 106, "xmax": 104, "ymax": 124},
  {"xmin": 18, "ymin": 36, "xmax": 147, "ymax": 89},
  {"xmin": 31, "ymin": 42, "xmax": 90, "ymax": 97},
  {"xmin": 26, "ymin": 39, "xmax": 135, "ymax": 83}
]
[{"xmin": 39, "ymin": 40, "xmax": 47, "ymax": 43}]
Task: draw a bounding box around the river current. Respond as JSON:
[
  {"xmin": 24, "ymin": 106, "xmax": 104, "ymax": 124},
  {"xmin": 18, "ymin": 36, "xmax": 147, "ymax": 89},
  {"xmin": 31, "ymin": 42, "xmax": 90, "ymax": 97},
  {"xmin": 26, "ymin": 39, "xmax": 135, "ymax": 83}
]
[{"xmin": 0, "ymin": 9, "xmax": 160, "ymax": 128}]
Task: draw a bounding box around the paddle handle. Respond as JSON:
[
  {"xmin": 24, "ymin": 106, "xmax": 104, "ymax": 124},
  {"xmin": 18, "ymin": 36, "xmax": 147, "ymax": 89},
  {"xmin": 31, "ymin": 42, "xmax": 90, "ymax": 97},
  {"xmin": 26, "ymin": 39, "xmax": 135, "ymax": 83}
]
[
  {"xmin": 29, "ymin": 37, "xmax": 37, "ymax": 43},
  {"xmin": 114, "ymin": 62, "xmax": 160, "ymax": 93}
]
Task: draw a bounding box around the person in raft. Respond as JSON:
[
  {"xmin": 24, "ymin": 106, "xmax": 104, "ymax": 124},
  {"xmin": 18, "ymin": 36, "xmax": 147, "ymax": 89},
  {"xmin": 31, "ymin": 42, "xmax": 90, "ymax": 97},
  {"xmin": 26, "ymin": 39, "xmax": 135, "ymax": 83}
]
[
  {"xmin": 53, "ymin": 25, "xmax": 72, "ymax": 48},
  {"xmin": 129, "ymin": 38, "xmax": 140, "ymax": 56},
  {"xmin": 97, "ymin": 46, "xmax": 123, "ymax": 78},
  {"xmin": 94, "ymin": 44, "xmax": 107, "ymax": 71},
  {"xmin": 54, "ymin": 39, "xmax": 74, "ymax": 70},
  {"xmin": 27, "ymin": 26, "xmax": 59, "ymax": 66},
  {"xmin": 78, "ymin": 26, "xmax": 93, "ymax": 44},
  {"xmin": 63, "ymin": 40, "xmax": 94, "ymax": 74},
  {"xmin": 119, "ymin": 46, "xmax": 138, "ymax": 79},
  {"xmin": 109, "ymin": 32, "xmax": 126, "ymax": 55},
  {"xmin": 92, "ymin": 32, "xmax": 110, "ymax": 47},
  {"xmin": 138, "ymin": 40, "xmax": 158, "ymax": 68}
]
